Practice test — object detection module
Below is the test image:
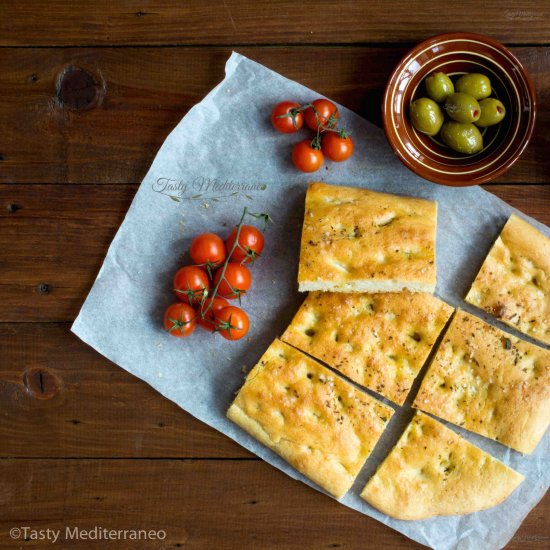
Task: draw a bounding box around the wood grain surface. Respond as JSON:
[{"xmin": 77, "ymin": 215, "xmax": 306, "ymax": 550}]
[
  {"xmin": 0, "ymin": 322, "xmax": 249, "ymax": 458},
  {"xmin": 0, "ymin": 460, "xmax": 547, "ymax": 550},
  {"xmin": 1, "ymin": 47, "xmax": 548, "ymax": 184},
  {"xmin": 1, "ymin": 1, "xmax": 549, "ymax": 549},
  {"xmin": 1, "ymin": 1, "xmax": 549, "ymax": 45},
  {"xmin": 1, "ymin": 184, "xmax": 548, "ymax": 323}
]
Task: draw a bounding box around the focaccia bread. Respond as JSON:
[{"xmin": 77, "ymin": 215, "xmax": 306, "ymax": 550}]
[
  {"xmin": 297, "ymin": 182, "xmax": 437, "ymax": 293},
  {"xmin": 361, "ymin": 411, "xmax": 524, "ymax": 520},
  {"xmin": 281, "ymin": 291, "xmax": 453, "ymax": 404},
  {"xmin": 414, "ymin": 310, "xmax": 550, "ymax": 454},
  {"xmin": 465, "ymin": 214, "xmax": 550, "ymax": 345},
  {"xmin": 227, "ymin": 339, "xmax": 394, "ymax": 499}
]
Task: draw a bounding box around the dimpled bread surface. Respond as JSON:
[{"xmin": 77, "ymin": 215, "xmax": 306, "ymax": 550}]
[
  {"xmin": 361, "ymin": 411, "xmax": 524, "ymax": 520},
  {"xmin": 281, "ymin": 291, "xmax": 454, "ymax": 404},
  {"xmin": 297, "ymin": 182, "xmax": 437, "ymax": 293},
  {"xmin": 465, "ymin": 214, "xmax": 550, "ymax": 345},
  {"xmin": 227, "ymin": 339, "xmax": 394, "ymax": 499},
  {"xmin": 414, "ymin": 310, "xmax": 550, "ymax": 454}
]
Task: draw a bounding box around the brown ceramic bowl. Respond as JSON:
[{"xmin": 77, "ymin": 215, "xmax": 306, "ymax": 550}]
[{"xmin": 383, "ymin": 33, "xmax": 536, "ymax": 186}]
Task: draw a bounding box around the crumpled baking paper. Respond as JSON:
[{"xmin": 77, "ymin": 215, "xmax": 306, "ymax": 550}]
[{"xmin": 72, "ymin": 52, "xmax": 549, "ymax": 550}]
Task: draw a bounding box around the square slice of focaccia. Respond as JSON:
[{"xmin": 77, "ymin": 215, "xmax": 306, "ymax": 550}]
[
  {"xmin": 465, "ymin": 214, "xmax": 550, "ymax": 345},
  {"xmin": 227, "ymin": 339, "xmax": 394, "ymax": 499},
  {"xmin": 414, "ymin": 310, "xmax": 550, "ymax": 454},
  {"xmin": 361, "ymin": 411, "xmax": 524, "ymax": 520},
  {"xmin": 298, "ymin": 182, "xmax": 437, "ymax": 293},
  {"xmin": 281, "ymin": 291, "xmax": 453, "ymax": 405}
]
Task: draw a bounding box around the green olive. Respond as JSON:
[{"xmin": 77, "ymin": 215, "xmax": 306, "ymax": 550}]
[
  {"xmin": 440, "ymin": 121, "xmax": 484, "ymax": 155},
  {"xmin": 455, "ymin": 73, "xmax": 492, "ymax": 100},
  {"xmin": 409, "ymin": 98, "xmax": 444, "ymax": 136},
  {"xmin": 425, "ymin": 72, "xmax": 455, "ymax": 103},
  {"xmin": 444, "ymin": 93, "xmax": 481, "ymax": 123},
  {"xmin": 475, "ymin": 98, "xmax": 506, "ymax": 127}
]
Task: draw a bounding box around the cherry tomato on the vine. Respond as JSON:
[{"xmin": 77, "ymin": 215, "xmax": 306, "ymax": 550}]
[
  {"xmin": 173, "ymin": 266, "xmax": 210, "ymax": 304},
  {"xmin": 271, "ymin": 101, "xmax": 304, "ymax": 134},
  {"xmin": 226, "ymin": 225, "xmax": 265, "ymax": 264},
  {"xmin": 292, "ymin": 140, "xmax": 324, "ymax": 173},
  {"xmin": 164, "ymin": 303, "xmax": 197, "ymax": 338},
  {"xmin": 190, "ymin": 233, "xmax": 226, "ymax": 267},
  {"xmin": 197, "ymin": 296, "xmax": 230, "ymax": 332},
  {"xmin": 304, "ymin": 99, "xmax": 340, "ymax": 131},
  {"xmin": 214, "ymin": 263, "xmax": 252, "ymax": 300},
  {"xmin": 215, "ymin": 306, "xmax": 250, "ymax": 340},
  {"xmin": 321, "ymin": 132, "xmax": 354, "ymax": 162}
]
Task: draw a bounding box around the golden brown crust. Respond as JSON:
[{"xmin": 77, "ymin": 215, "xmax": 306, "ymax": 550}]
[
  {"xmin": 361, "ymin": 411, "xmax": 524, "ymax": 520},
  {"xmin": 297, "ymin": 182, "xmax": 437, "ymax": 293},
  {"xmin": 465, "ymin": 214, "xmax": 550, "ymax": 345},
  {"xmin": 281, "ymin": 291, "xmax": 454, "ymax": 405},
  {"xmin": 227, "ymin": 339, "xmax": 394, "ymax": 499},
  {"xmin": 413, "ymin": 310, "xmax": 550, "ymax": 454}
]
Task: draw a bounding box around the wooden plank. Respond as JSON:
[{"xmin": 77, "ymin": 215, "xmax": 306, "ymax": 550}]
[
  {"xmin": 0, "ymin": 459, "xmax": 547, "ymax": 549},
  {"xmin": 0, "ymin": 322, "xmax": 250, "ymax": 459},
  {"xmin": 1, "ymin": 184, "xmax": 549, "ymax": 323},
  {"xmin": 1, "ymin": 1, "xmax": 549, "ymax": 46},
  {"xmin": 0, "ymin": 47, "xmax": 548, "ymax": 184},
  {"xmin": 0, "ymin": 185, "xmax": 135, "ymax": 322}
]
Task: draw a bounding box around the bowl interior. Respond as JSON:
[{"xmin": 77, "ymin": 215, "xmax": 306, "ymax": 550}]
[{"xmin": 384, "ymin": 34, "xmax": 535, "ymax": 186}]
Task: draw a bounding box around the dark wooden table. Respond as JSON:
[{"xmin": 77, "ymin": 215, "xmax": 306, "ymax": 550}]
[{"xmin": 1, "ymin": 2, "xmax": 548, "ymax": 548}]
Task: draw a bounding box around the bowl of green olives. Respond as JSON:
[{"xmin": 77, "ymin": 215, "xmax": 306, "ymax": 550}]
[{"xmin": 383, "ymin": 33, "xmax": 536, "ymax": 186}]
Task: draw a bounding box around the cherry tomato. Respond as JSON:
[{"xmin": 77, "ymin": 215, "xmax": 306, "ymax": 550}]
[
  {"xmin": 196, "ymin": 296, "xmax": 230, "ymax": 332},
  {"xmin": 271, "ymin": 101, "xmax": 304, "ymax": 134},
  {"xmin": 215, "ymin": 306, "xmax": 250, "ymax": 341},
  {"xmin": 304, "ymin": 99, "xmax": 340, "ymax": 131},
  {"xmin": 214, "ymin": 263, "xmax": 252, "ymax": 300},
  {"xmin": 173, "ymin": 266, "xmax": 210, "ymax": 304},
  {"xmin": 190, "ymin": 233, "xmax": 226, "ymax": 267},
  {"xmin": 292, "ymin": 140, "xmax": 324, "ymax": 173},
  {"xmin": 322, "ymin": 132, "xmax": 354, "ymax": 162},
  {"xmin": 164, "ymin": 303, "xmax": 197, "ymax": 338},
  {"xmin": 226, "ymin": 225, "xmax": 265, "ymax": 264}
]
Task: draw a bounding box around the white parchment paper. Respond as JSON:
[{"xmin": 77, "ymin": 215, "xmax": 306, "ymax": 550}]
[{"xmin": 72, "ymin": 52, "xmax": 549, "ymax": 550}]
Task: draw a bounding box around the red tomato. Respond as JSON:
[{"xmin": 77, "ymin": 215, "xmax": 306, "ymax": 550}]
[
  {"xmin": 226, "ymin": 225, "xmax": 265, "ymax": 264},
  {"xmin": 271, "ymin": 101, "xmax": 304, "ymax": 133},
  {"xmin": 214, "ymin": 263, "xmax": 252, "ymax": 300},
  {"xmin": 322, "ymin": 132, "xmax": 354, "ymax": 162},
  {"xmin": 215, "ymin": 306, "xmax": 250, "ymax": 341},
  {"xmin": 197, "ymin": 296, "xmax": 230, "ymax": 332},
  {"xmin": 190, "ymin": 233, "xmax": 226, "ymax": 267},
  {"xmin": 292, "ymin": 140, "xmax": 324, "ymax": 173},
  {"xmin": 173, "ymin": 266, "xmax": 210, "ymax": 304},
  {"xmin": 304, "ymin": 99, "xmax": 340, "ymax": 131},
  {"xmin": 163, "ymin": 303, "xmax": 197, "ymax": 338}
]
